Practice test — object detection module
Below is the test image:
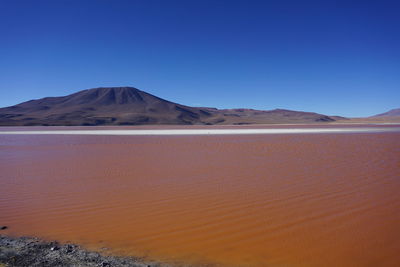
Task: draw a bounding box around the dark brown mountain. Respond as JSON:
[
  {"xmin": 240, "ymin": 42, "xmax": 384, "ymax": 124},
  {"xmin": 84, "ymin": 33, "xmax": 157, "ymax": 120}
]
[
  {"xmin": 0, "ymin": 87, "xmax": 339, "ymax": 126},
  {"xmin": 372, "ymin": 108, "xmax": 400, "ymax": 117}
]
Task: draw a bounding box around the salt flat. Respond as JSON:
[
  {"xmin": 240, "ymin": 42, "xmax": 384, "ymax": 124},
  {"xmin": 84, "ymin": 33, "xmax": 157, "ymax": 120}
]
[{"xmin": 0, "ymin": 127, "xmax": 399, "ymax": 135}]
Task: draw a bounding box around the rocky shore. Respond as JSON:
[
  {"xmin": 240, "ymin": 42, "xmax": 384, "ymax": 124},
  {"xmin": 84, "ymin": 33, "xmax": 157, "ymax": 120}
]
[{"xmin": 0, "ymin": 235, "xmax": 169, "ymax": 267}]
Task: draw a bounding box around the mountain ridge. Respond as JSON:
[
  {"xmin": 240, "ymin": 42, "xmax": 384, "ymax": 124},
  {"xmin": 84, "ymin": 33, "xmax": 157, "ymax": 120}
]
[
  {"xmin": 0, "ymin": 86, "xmax": 340, "ymax": 126},
  {"xmin": 372, "ymin": 108, "xmax": 400, "ymax": 117}
]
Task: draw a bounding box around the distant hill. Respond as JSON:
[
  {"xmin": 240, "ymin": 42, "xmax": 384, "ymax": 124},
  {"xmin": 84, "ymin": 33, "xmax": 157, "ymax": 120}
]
[
  {"xmin": 372, "ymin": 108, "xmax": 400, "ymax": 117},
  {"xmin": 0, "ymin": 87, "xmax": 339, "ymax": 126}
]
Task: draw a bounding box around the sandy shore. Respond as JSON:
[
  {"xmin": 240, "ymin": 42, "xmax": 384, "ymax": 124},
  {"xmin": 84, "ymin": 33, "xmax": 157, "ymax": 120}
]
[
  {"xmin": 0, "ymin": 235, "xmax": 170, "ymax": 267},
  {"xmin": 0, "ymin": 127, "xmax": 399, "ymax": 135}
]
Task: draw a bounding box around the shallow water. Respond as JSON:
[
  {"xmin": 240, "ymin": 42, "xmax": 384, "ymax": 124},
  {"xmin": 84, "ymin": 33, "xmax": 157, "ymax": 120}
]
[{"xmin": 1, "ymin": 128, "xmax": 400, "ymax": 266}]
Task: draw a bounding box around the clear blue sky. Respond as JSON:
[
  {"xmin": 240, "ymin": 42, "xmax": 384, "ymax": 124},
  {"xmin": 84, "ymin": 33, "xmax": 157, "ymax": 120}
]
[{"xmin": 0, "ymin": 0, "xmax": 399, "ymax": 117}]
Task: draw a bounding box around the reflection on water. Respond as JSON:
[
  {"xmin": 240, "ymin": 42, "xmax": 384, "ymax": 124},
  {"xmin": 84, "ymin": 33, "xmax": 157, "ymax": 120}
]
[{"xmin": 1, "ymin": 131, "xmax": 400, "ymax": 266}]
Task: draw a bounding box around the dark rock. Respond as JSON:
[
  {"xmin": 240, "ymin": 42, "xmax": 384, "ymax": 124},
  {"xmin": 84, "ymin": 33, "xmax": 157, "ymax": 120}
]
[
  {"xmin": 0, "ymin": 226, "xmax": 7, "ymax": 230},
  {"xmin": 66, "ymin": 244, "xmax": 74, "ymax": 253},
  {"xmin": 0, "ymin": 235, "xmax": 168, "ymax": 266}
]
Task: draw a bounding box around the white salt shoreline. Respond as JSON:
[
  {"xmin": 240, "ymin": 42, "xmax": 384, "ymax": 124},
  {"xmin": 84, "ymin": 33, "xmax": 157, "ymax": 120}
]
[{"xmin": 0, "ymin": 127, "xmax": 399, "ymax": 135}]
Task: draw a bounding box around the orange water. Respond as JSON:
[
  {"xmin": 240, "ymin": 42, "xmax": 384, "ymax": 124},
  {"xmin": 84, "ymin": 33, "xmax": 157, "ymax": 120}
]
[{"xmin": 1, "ymin": 131, "xmax": 399, "ymax": 266}]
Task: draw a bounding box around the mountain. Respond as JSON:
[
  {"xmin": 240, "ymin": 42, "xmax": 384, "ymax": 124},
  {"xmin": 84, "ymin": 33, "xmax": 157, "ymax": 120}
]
[
  {"xmin": 372, "ymin": 108, "xmax": 400, "ymax": 117},
  {"xmin": 0, "ymin": 87, "xmax": 339, "ymax": 126}
]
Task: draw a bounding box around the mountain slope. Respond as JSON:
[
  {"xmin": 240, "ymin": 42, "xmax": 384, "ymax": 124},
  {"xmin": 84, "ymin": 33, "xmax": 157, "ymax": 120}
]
[
  {"xmin": 0, "ymin": 87, "xmax": 338, "ymax": 126},
  {"xmin": 372, "ymin": 108, "xmax": 400, "ymax": 117}
]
